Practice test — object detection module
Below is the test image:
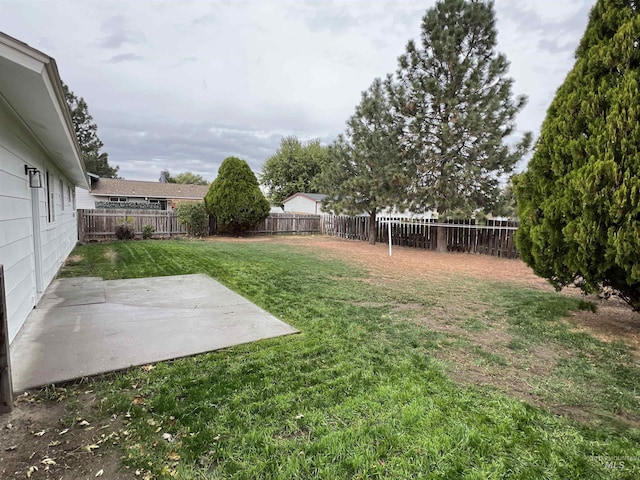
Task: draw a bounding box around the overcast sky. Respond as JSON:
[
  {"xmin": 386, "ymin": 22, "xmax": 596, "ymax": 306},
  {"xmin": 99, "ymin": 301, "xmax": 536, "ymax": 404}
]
[{"xmin": 2, "ymin": 0, "xmax": 593, "ymax": 181}]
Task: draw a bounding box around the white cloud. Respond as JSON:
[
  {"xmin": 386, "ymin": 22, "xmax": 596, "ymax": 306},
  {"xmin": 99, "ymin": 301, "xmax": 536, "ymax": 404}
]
[{"xmin": 1, "ymin": 0, "xmax": 592, "ymax": 180}]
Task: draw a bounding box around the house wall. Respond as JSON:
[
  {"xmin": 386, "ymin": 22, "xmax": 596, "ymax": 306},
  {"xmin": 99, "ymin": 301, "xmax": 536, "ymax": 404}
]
[
  {"xmin": 75, "ymin": 187, "xmax": 95, "ymax": 209},
  {"xmin": 0, "ymin": 98, "xmax": 78, "ymax": 343},
  {"xmin": 283, "ymin": 196, "xmax": 322, "ymax": 214}
]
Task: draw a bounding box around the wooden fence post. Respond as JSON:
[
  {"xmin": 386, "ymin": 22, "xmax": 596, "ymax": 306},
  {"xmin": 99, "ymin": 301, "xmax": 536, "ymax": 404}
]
[
  {"xmin": 0, "ymin": 265, "xmax": 13, "ymax": 413},
  {"xmin": 77, "ymin": 209, "xmax": 85, "ymax": 242}
]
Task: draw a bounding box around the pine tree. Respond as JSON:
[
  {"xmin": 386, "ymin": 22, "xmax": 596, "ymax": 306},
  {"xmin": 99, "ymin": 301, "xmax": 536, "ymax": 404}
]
[
  {"xmin": 63, "ymin": 83, "xmax": 119, "ymax": 178},
  {"xmin": 515, "ymin": 0, "xmax": 640, "ymax": 311},
  {"xmin": 205, "ymin": 157, "xmax": 270, "ymax": 235},
  {"xmin": 392, "ymin": 0, "xmax": 531, "ymax": 250},
  {"xmin": 317, "ymin": 78, "xmax": 410, "ymax": 244}
]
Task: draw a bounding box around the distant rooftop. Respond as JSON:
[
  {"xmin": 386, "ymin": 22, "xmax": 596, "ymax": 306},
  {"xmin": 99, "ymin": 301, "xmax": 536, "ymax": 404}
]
[
  {"xmin": 283, "ymin": 192, "xmax": 328, "ymax": 202},
  {"xmin": 90, "ymin": 178, "xmax": 209, "ymax": 199}
]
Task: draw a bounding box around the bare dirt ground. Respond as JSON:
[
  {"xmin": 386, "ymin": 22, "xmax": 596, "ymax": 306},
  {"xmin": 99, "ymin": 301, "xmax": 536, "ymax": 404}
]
[
  {"xmin": 2, "ymin": 235, "xmax": 638, "ymax": 478},
  {"xmin": 0, "ymin": 388, "xmax": 140, "ymax": 480}
]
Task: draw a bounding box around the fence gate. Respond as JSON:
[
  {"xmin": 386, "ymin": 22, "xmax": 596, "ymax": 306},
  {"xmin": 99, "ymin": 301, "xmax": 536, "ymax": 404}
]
[{"xmin": 0, "ymin": 265, "xmax": 13, "ymax": 412}]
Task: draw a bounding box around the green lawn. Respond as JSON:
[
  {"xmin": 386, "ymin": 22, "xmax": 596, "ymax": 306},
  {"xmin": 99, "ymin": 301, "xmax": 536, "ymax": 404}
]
[{"xmin": 59, "ymin": 239, "xmax": 640, "ymax": 479}]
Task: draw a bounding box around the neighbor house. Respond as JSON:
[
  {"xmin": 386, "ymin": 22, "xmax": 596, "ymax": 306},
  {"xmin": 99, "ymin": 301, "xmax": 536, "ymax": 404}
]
[
  {"xmin": 0, "ymin": 32, "xmax": 89, "ymax": 342},
  {"xmin": 282, "ymin": 193, "xmax": 327, "ymax": 214},
  {"xmin": 76, "ymin": 177, "xmax": 209, "ymax": 211}
]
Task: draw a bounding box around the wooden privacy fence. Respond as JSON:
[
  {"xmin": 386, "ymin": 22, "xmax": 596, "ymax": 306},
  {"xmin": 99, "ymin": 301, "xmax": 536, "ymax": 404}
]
[
  {"xmin": 321, "ymin": 215, "xmax": 519, "ymax": 258},
  {"xmin": 78, "ymin": 209, "xmax": 186, "ymax": 241},
  {"xmin": 247, "ymin": 213, "xmax": 321, "ymax": 235}
]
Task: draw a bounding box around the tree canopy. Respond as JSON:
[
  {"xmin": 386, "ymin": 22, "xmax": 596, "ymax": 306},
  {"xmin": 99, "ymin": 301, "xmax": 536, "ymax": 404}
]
[
  {"xmin": 205, "ymin": 157, "xmax": 270, "ymax": 235},
  {"xmin": 260, "ymin": 136, "xmax": 330, "ymax": 206},
  {"xmin": 317, "ymin": 78, "xmax": 410, "ymax": 244},
  {"xmin": 515, "ymin": 0, "xmax": 640, "ymax": 311},
  {"xmin": 165, "ymin": 171, "xmax": 208, "ymax": 185},
  {"xmin": 63, "ymin": 83, "xmax": 119, "ymax": 178},
  {"xmin": 391, "ymin": 0, "xmax": 531, "ymax": 217}
]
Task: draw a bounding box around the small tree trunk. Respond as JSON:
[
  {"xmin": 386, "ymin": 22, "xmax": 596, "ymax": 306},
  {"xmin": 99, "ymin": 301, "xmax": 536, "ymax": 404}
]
[
  {"xmin": 436, "ymin": 224, "xmax": 447, "ymax": 253},
  {"xmin": 368, "ymin": 209, "xmax": 377, "ymax": 245}
]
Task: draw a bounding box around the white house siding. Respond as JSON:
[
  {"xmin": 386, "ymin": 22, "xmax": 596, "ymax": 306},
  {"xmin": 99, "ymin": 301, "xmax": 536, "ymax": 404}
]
[
  {"xmin": 0, "ymin": 97, "xmax": 78, "ymax": 342},
  {"xmin": 75, "ymin": 187, "xmax": 95, "ymax": 209},
  {"xmin": 283, "ymin": 196, "xmax": 322, "ymax": 214}
]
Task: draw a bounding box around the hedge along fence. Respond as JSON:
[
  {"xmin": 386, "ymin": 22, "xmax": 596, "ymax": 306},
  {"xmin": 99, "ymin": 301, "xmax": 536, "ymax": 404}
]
[
  {"xmin": 321, "ymin": 215, "xmax": 520, "ymax": 258},
  {"xmin": 78, "ymin": 209, "xmax": 186, "ymax": 241}
]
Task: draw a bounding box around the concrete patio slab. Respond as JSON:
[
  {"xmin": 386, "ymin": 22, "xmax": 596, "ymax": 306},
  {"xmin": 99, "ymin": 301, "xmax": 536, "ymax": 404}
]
[{"xmin": 10, "ymin": 274, "xmax": 298, "ymax": 391}]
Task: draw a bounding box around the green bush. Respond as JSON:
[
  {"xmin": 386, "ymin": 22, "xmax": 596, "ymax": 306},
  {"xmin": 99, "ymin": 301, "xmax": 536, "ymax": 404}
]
[
  {"xmin": 176, "ymin": 202, "xmax": 208, "ymax": 236},
  {"xmin": 142, "ymin": 224, "xmax": 155, "ymax": 239},
  {"xmin": 204, "ymin": 157, "xmax": 270, "ymax": 235}
]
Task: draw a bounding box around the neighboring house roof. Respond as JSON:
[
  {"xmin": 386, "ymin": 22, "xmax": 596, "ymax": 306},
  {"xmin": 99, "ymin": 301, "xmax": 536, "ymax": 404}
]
[
  {"xmin": 282, "ymin": 192, "xmax": 328, "ymax": 203},
  {"xmin": 0, "ymin": 32, "xmax": 88, "ymax": 188},
  {"xmin": 90, "ymin": 178, "xmax": 209, "ymax": 200}
]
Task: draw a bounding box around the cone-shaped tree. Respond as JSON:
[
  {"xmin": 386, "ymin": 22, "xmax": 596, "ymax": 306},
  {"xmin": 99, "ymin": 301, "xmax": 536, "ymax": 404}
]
[
  {"xmin": 205, "ymin": 157, "xmax": 270, "ymax": 235},
  {"xmin": 392, "ymin": 0, "xmax": 531, "ymax": 251},
  {"xmin": 316, "ymin": 78, "xmax": 410, "ymax": 244},
  {"xmin": 515, "ymin": 0, "xmax": 640, "ymax": 311}
]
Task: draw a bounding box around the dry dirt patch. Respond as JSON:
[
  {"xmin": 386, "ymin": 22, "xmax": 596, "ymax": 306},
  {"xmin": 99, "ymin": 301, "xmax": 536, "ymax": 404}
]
[
  {"xmin": 0, "ymin": 389, "xmax": 137, "ymax": 480},
  {"xmin": 104, "ymin": 247, "xmax": 118, "ymax": 264}
]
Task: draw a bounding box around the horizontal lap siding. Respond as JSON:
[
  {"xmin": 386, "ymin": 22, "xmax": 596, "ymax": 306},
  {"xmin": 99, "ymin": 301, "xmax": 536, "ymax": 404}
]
[{"xmin": 0, "ymin": 98, "xmax": 79, "ymax": 342}]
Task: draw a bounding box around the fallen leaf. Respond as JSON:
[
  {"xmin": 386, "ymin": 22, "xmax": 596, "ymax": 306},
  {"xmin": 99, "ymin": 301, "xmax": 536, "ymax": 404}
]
[
  {"xmin": 41, "ymin": 458, "xmax": 57, "ymax": 465},
  {"xmin": 33, "ymin": 430, "xmax": 46, "ymax": 437},
  {"xmin": 161, "ymin": 433, "xmax": 174, "ymax": 442},
  {"xmin": 78, "ymin": 420, "xmax": 91, "ymax": 427},
  {"xmin": 167, "ymin": 451, "xmax": 180, "ymax": 461},
  {"xmin": 95, "ymin": 469, "xmax": 104, "ymax": 477},
  {"xmin": 146, "ymin": 419, "xmax": 157, "ymax": 426},
  {"xmin": 141, "ymin": 364, "xmax": 155, "ymax": 372},
  {"xmin": 58, "ymin": 428, "xmax": 70, "ymax": 435},
  {"xmin": 132, "ymin": 397, "xmax": 145, "ymax": 405},
  {"xmin": 155, "ymin": 426, "xmax": 162, "ymax": 433}
]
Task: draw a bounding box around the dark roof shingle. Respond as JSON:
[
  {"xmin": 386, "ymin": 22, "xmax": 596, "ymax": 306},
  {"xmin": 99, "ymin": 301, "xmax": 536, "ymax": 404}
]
[{"xmin": 90, "ymin": 178, "xmax": 209, "ymax": 199}]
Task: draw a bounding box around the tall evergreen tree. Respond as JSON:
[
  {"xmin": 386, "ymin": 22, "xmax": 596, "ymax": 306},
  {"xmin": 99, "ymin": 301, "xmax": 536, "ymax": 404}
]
[
  {"xmin": 392, "ymin": 0, "xmax": 531, "ymax": 250},
  {"xmin": 317, "ymin": 78, "xmax": 410, "ymax": 244},
  {"xmin": 260, "ymin": 137, "xmax": 330, "ymax": 206},
  {"xmin": 205, "ymin": 157, "xmax": 269, "ymax": 235},
  {"xmin": 515, "ymin": 0, "xmax": 640, "ymax": 311},
  {"xmin": 63, "ymin": 83, "xmax": 119, "ymax": 178}
]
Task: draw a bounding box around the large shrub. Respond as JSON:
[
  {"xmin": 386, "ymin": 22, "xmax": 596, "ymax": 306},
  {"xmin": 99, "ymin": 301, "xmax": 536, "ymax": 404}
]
[
  {"xmin": 205, "ymin": 157, "xmax": 270, "ymax": 235},
  {"xmin": 176, "ymin": 202, "xmax": 208, "ymax": 237},
  {"xmin": 515, "ymin": 0, "xmax": 640, "ymax": 311}
]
